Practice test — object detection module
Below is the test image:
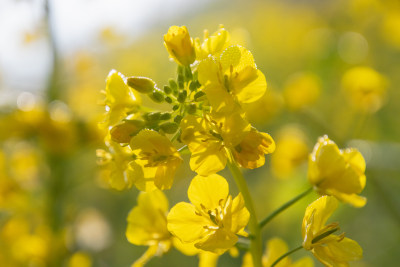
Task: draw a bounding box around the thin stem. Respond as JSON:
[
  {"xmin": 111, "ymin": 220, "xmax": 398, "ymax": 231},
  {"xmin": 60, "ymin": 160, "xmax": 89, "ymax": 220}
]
[
  {"xmin": 227, "ymin": 158, "xmax": 262, "ymax": 267},
  {"xmin": 271, "ymin": 245, "xmax": 303, "ymax": 267},
  {"xmin": 259, "ymin": 187, "xmax": 313, "ymax": 229}
]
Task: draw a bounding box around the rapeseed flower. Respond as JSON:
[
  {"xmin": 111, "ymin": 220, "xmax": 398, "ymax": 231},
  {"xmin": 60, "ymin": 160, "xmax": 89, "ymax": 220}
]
[
  {"xmin": 100, "ymin": 70, "xmax": 141, "ymax": 128},
  {"xmin": 308, "ymin": 135, "xmax": 367, "ymax": 207},
  {"xmin": 198, "ymin": 45, "xmax": 267, "ymax": 105},
  {"xmin": 341, "ymin": 67, "xmax": 387, "ymax": 114},
  {"xmin": 129, "ymin": 130, "xmax": 182, "ymax": 191},
  {"xmin": 302, "ymin": 196, "xmax": 363, "ymax": 266},
  {"xmin": 126, "ymin": 190, "xmax": 172, "ymax": 267},
  {"xmin": 167, "ymin": 174, "xmax": 249, "ymax": 254},
  {"xmin": 164, "ymin": 25, "xmax": 196, "ymax": 66}
]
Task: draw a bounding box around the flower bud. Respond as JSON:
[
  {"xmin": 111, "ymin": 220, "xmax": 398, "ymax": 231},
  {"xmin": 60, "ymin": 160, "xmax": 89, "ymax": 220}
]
[
  {"xmin": 110, "ymin": 120, "xmax": 144, "ymax": 143},
  {"xmin": 164, "ymin": 26, "xmax": 196, "ymax": 66},
  {"xmin": 126, "ymin": 76, "xmax": 156, "ymax": 93},
  {"xmin": 160, "ymin": 122, "xmax": 179, "ymax": 134},
  {"xmin": 150, "ymin": 90, "xmax": 165, "ymax": 103}
]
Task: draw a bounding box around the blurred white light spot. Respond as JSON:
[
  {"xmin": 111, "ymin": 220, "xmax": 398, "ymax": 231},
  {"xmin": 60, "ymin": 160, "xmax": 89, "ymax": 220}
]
[
  {"xmin": 49, "ymin": 100, "xmax": 72, "ymax": 122},
  {"xmin": 17, "ymin": 91, "xmax": 37, "ymax": 111},
  {"xmin": 75, "ymin": 209, "xmax": 112, "ymax": 252},
  {"xmin": 338, "ymin": 32, "xmax": 368, "ymax": 64}
]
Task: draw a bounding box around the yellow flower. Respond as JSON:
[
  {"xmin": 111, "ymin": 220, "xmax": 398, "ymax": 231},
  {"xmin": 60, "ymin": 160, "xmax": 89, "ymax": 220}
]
[
  {"xmin": 126, "ymin": 190, "xmax": 172, "ymax": 267},
  {"xmin": 198, "ymin": 45, "xmax": 267, "ymax": 104},
  {"xmin": 164, "ymin": 25, "xmax": 196, "ymax": 66},
  {"xmin": 194, "ymin": 25, "xmax": 231, "ymax": 60},
  {"xmin": 167, "ymin": 174, "xmax": 249, "ymax": 254},
  {"xmin": 232, "ymin": 128, "xmax": 275, "ymax": 169},
  {"xmin": 302, "ymin": 196, "xmax": 363, "ymax": 266},
  {"xmin": 100, "ymin": 70, "xmax": 141, "ymax": 128},
  {"xmin": 271, "ymin": 126, "xmax": 309, "ymax": 179},
  {"xmin": 283, "ymin": 72, "xmax": 321, "ymax": 111},
  {"xmin": 308, "ymin": 135, "xmax": 367, "ymax": 207},
  {"xmin": 129, "ymin": 130, "xmax": 182, "ymax": 191},
  {"xmin": 96, "ymin": 139, "xmax": 135, "ymax": 191},
  {"xmin": 242, "ymin": 238, "xmax": 313, "ymax": 267},
  {"xmin": 341, "ymin": 67, "xmax": 387, "ymax": 114}
]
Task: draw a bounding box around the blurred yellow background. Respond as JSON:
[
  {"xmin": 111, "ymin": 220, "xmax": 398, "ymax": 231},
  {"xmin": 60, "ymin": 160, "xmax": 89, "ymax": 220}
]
[{"xmin": 0, "ymin": 0, "xmax": 399, "ymax": 266}]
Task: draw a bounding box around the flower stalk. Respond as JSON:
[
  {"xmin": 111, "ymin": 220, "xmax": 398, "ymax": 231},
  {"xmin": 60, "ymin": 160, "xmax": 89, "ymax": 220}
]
[
  {"xmin": 227, "ymin": 157, "xmax": 262, "ymax": 267},
  {"xmin": 259, "ymin": 187, "xmax": 313, "ymax": 229}
]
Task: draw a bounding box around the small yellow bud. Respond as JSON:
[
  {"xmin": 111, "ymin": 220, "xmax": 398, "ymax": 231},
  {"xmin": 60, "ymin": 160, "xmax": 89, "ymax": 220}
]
[{"xmin": 164, "ymin": 26, "xmax": 196, "ymax": 66}]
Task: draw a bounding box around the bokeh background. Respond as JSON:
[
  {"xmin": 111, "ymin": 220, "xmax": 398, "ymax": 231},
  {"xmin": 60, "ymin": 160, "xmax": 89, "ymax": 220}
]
[{"xmin": 1, "ymin": 0, "xmax": 399, "ymax": 266}]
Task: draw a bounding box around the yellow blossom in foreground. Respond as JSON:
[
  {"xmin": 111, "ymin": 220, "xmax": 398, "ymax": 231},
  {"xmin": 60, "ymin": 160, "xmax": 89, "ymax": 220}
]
[
  {"xmin": 126, "ymin": 190, "xmax": 172, "ymax": 267},
  {"xmin": 242, "ymin": 238, "xmax": 313, "ymax": 267},
  {"xmin": 100, "ymin": 70, "xmax": 141, "ymax": 128},
  {"xmin": 341, "ymin": 67, "xmax": 387, "ymax": 114},
  {"xmin": 302, "ymin": 196, "xmax": 363, "ymax": 266},
  {"xmin": 164, "ymin": 25, "xmax": 196, "ymax": 66},
  {"xmin": 129, "ymin": 130, "xmax": 182, "ymax": 191},
  {"xmin": 96, "ymin": 139, "xmax": 135, "ymax": 191},
  {"xmin": 194, "ymin": 25, "xmax": 231, "ymax": 60},
  {"xmin": 308, "ymin": 135, "xmax": 367, "ymax": 207},
  {"xmin": 198, "ymin": 45, "xmax": 267, "ymax": 104},
  {"xmin": 167, "ymin": 174, "xmax": 249, "ymax": 254}
]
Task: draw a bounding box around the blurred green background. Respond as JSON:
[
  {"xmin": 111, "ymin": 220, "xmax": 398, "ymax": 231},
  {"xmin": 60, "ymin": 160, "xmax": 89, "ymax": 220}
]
[{"xmin": 0, "ymin": 0, "xmax": 399, "ymax": 266}]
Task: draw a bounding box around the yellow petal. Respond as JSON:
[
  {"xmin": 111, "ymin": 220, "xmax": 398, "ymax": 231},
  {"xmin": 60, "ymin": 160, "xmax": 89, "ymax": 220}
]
[
  {"xmin": 225, "ymin": 193, "xmax": 250, "ymax": 234},
  {"xmin": 220, "ymin": 45, "xmax": 255, "ymax": 73},
  {"xmin": 167, "ymin": 202, "xmax": 209, "ymax": 243},
  {"xmin": 327, "ymin": 189, "xmax": 367, "ymax": 208},
  {"xmin": 188, "ymin": 174, "xmax": 229, "ymax": 210},
  {"xmin": 172, "ymin": 237, "xmax": 200, "ymax": 256},
  {"xmin": 233, "ymin": 68, "xmax": 267, "ymax": 104},
  {"xmin": 313, "ymin": 237, "xmax": 362, "ymax": 266},
  {"xmin": 291, "ymin": 257, "xmax": 314, "ymax": 267},
  {"xmin": 126, "ymin": 190, "xmax": 169, "ymax": 245},
  {"xmin": 302, "ymin": 196, "xmax": 338, "ymax": 241},
  {"xmin": 189, "ymin": 142, "xmax": 227, "ymax": 176},
  {"xmin": 198, "ymin": 56, "xmax": 220, "ymax": 85},
  {"xmin": 128, "ymin": 161, "xmax": 157, "ymax": 192},
  {"xmin": 195, "ymin": 228, "xmax": 238, "ymax": 254}
]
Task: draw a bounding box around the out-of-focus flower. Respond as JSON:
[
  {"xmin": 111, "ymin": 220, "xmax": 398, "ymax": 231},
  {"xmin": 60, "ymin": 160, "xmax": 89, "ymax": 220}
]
[
  {"xmin": 283, "ymin": 72, "xmax": 321, "ymax": 111},
  {"xmin": 308, "ymin": 135, "xmax": 367, "ymax": 207},
  {"xmin": 68, "ymin": 252, "xmax": 92, "ymax": 267},
  {"xmin": 164, "ymin": 26, "xmax": 196, "ymax": 66},
  {"xmin": 242, "ymin": 237, "xmax": 313, "ymax": 267},
  {"xmin": 302, "ymin": 196, "xmax": 363, "ymax": 266},
  {"xmin": 129, "ymin": 130, "xmax": 182, "ymax": 191},
  {"xmin": 167, "ymin": 174, "xmax": 249, "ymax": 254},
  {"xmin": 381, "ymin": 11, "xmax": 400, "ymax": 48},
  {"xmin": 341, "ymin": 67, "xmax": 387, "ymax": 114},
  {"xmin": 271, "ymin": 126, "xmax": 309, "ymax": 179},
  {"xmin": 126, "ymin": 190, "xmax": 172, "ymax": 267}
]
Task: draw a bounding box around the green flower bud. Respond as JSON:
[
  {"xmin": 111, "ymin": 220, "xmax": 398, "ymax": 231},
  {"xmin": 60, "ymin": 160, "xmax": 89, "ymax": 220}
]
[
  {"xmin": 143, "ymin": 112, "xmax": 161, "ymax": 121},
  {"xmin": 187, "ymin": 104, "xmax": 197, "ymax": 114},
  {"xmin": 150, "ymin": 90, "xmax": 165, "ymax": 103},
  {"xmin": 168, "ymin": 79, "xmax": 178, "ymax": 90},
  {"xmin": 126, "ymin": 76, "xmax": 156, "ymax": 93},
  {"xmin": 163, "ymin": 85, "xmax": 172, "ymax": 94},
  {"xmin": 160, "ymin": 112, "xmax": 172, "ymax": 120},
  {"xmin": 165, "ymin": 96, "xmax": 173, "ymax": 103},
  {"xmin": 160, "ymin": 122, "xmax": 179, "ymax": 134},
  {"xmin": 174, "ymin": 115, "xmax": 183, "ymax": 124},
  {"xmin": 177, "ymin": 91, "xmax": 187, "ymax": 103},
  {"xmin": 194, "ymin": 91, "xmax": 206, "ymax": 101}
]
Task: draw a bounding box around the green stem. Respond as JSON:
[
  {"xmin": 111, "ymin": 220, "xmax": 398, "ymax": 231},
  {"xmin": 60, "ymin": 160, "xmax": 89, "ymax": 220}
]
[
  {"xmin": 227, "ymin": 158, "xmax": 262, "ymax": 267},
  {"xmin": 271, "ymin": 245, "xmax": 303, "ymax": 267},
  {"xmin": 259, "ymin": 187, "xmax": 313, "ymax": 229}
]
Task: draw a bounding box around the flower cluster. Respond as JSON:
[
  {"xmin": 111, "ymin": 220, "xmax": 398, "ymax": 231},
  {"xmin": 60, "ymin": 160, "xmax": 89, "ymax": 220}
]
[{"xmin": 99, "ymin": 25, "xmax": 367, "ymax": 267}]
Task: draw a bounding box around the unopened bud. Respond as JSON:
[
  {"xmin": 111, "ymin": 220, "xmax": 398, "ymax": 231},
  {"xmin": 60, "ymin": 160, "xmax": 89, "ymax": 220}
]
[
  {"xmin": 127, "ymin": 76, "xmax": 156, "ymax": 93},
  {"xmin": 150, "ymin": 90, "xmax": 165, "ymax": 103},
  {"xmin": 177, "ymin": 91, "xmax": 187, "ymax": 103},
  {"xmin": 160, "ymin": 122, "xmax": 179, "ymax": 134}
]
